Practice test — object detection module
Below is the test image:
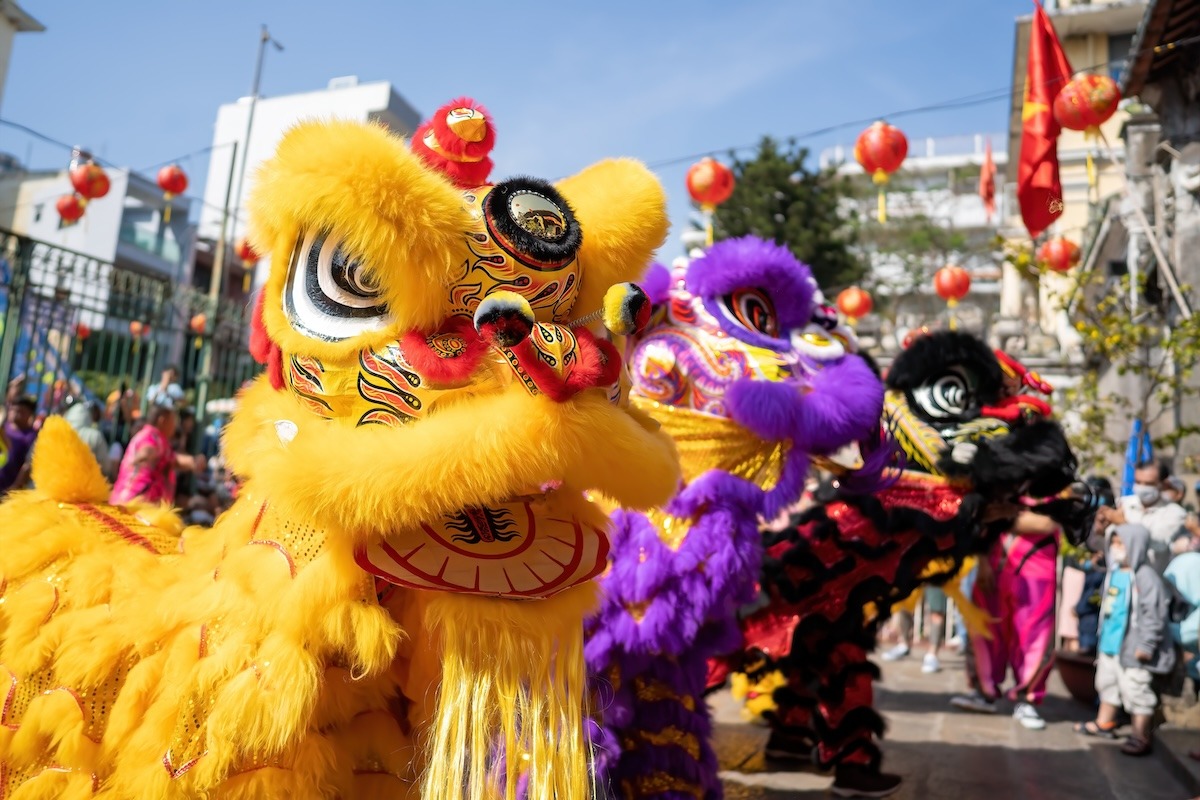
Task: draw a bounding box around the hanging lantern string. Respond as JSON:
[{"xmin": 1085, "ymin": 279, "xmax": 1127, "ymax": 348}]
[
  {"xmin": 639, "ymin": 36, "xmax": 1200, "ymax": 172},
  {"xmin": 0, "ymin": 118, "xmax": 243, "ymax": 221}
]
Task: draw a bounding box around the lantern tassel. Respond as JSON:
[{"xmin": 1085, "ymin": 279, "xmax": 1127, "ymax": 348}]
[
  {"xmin": 877, "ymin": 187, "xmax": 887, "ymax": 224},
  {"xmin": 702, "ymin": 203, "xmax": 715, "ymax": 247},
  {"xmin": 163, "ymin": 192, "xmax": 173, "ymax": 224},
  {"xmin": 194, "ymin": 336, "xmax": 203, "ymax": 350}
]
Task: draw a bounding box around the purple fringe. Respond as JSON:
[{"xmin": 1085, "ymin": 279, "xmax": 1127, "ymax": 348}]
[{"xmin": 586, "ymin": 475, "xmax": 765, "ymax": 800}]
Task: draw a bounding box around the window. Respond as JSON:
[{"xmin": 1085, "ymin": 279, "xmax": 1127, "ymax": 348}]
[{"xmin": 1108, "ymin": 33, "xmax": 1134, "ymax": 82}]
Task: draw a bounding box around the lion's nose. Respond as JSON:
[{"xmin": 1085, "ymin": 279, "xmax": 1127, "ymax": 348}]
[{"xmin": 473, "ymin": 291, "xmax": 622, "ymax": 402}]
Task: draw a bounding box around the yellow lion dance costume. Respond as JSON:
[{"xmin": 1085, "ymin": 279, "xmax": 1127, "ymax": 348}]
[{"xmin": 0, "ymin": 98, "xmax": 679, "ymax": 800}]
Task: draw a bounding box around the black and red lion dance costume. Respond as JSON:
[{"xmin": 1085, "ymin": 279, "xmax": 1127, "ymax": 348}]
[{"xmin": 735, "ymin": 329, "xmax": 1096, "ymax": 795}]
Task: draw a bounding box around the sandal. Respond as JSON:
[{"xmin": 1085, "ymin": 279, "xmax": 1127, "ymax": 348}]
[
  {"xmin": 1073, "ymin": 720, "xmax": 1118, "ymax": 739},
  {"xmin": 1121, "ymin": 736, "xmax": 1153, "ymax": 757}
]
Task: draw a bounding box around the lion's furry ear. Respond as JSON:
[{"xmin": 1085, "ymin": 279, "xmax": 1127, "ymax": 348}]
[{"xmin": 556, "ymin": 159, "xmax": 668, "ymax": 320}]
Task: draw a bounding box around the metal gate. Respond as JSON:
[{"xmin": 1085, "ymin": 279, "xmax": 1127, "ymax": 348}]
[{"xmin": 0, "ymin": 227, "xmax": 258, "ymax": 435}]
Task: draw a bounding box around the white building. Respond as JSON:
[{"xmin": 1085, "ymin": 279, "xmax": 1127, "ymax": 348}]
[
  {"xmin": 0, "ymin": 0, "xmax": 42, "ymax": 115},
  {"xmin": 197, "ymin": 76, "xmax": 421, "ymax": 288},
  {"xmin": 0, "ymin": 161, "xmax": 193, "ymax": 334},
  {"xmin": 820, "ymin": 133, "xmax": 1008, "ymax": 351}
]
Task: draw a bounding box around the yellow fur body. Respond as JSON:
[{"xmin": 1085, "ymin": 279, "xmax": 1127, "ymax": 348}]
[{"xmin": 0, "ymin": 117, "xmax": 679, "ymax": 798}]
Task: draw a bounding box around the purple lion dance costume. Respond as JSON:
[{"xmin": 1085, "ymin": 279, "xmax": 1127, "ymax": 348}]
[{"xmin": 584, "ymin": 236, "xmax": 889, "ymax": 799}]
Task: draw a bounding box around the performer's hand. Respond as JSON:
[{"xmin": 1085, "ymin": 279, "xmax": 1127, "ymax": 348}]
[{"xmin": 950, "ymin": 442, "xmax": 978, "ymax": 465}]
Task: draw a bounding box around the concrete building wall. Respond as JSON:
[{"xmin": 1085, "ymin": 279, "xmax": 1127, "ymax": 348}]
[
  {"xmin": 197, "ymin": 79, "xmax": 421, "ymax": 248},
  {"xmin": 1, "ymin": 171, "xmax": 129, "ymax": 261},
  {"xmin": 0, "ymin": 1, "xmax": 43, "ymax": 114}
]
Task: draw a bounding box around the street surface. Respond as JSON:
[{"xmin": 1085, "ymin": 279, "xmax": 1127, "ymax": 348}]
[{"xmin": 713, "ymin": 650, "xmax": 1200, "ymax": 799}]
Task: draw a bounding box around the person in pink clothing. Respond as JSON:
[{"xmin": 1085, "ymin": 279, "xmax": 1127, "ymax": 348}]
[
  {"xmin": 951, "ymin": 509, "xmax": 1060, "ymax": 730},
  {"xmin": 110, "ymin": 405, "xmax": 205, "ymax": 505}
]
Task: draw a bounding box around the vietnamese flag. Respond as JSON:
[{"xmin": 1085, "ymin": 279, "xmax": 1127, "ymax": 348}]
[
  {"xmin": 979, "ymin": 138, "xmax": 996, "ymax": 222},
  {"xmin": 1017, "ymin": 1, "xmax": 1073, "ymax": 239}
]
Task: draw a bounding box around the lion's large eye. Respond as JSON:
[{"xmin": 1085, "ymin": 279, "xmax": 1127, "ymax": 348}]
[
  {"xmin": 911, "ymin": 366, "xmax": 978, "ymax": 420},
  {"xmin": 483, "ymin": 177, "xmax": 582, "ymax": 269},
  {"xmin": 284, "ymin": 231, "xmax": 390, "ymax": 341},
  {"xmin": 721, "ymin": 288, "xmax": 779, "ymax": 338}
]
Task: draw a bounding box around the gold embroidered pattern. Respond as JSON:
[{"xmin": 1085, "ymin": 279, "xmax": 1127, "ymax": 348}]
[
  {"xmin": 633, "ymin": 677, "xmax": 696, "ymax": 712},
  {"xmin": 622, "ymin": 771, "xmax": 704, "ymax": 799},
  {"xmin": 633, "ymin": 398, "xmax": 787, "ymax": 489}
]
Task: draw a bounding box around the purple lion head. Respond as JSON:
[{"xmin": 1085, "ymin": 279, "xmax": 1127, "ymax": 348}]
[{"xmin": 627, "ymin": 235, "xmax": 888, "ymax": 511}]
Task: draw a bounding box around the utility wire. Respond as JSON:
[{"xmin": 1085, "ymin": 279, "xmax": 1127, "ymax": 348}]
[
  {"xmin": 0, "ymin": 119, "xmax": 245, "ymax": 221},
  {"xmin": 4, "ymin": 30, "xmax": 1198, "ymax": 199},
  {"xmin": 644, "ymin": 34, "xmax": 1200, "ymax": 170}
]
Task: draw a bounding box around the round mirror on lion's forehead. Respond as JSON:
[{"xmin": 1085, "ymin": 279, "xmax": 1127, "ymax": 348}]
[{"xmin": 508, "ymin": 192, "xmax": 568, "ymax": 241}]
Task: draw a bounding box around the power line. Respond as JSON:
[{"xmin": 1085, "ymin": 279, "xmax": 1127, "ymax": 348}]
[
  {"xmin": 0, "ymin": 118, "xmax": 246, "ymax": 221},
  {"xmin": 644, "ymin": 34, "xmax": 1200, "ymax": 171}
]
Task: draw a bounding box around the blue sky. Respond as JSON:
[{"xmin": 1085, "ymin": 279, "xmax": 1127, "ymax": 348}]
[{"xmin": 1, "ymin": 0, "xmax": 1033, "ymax": 258}]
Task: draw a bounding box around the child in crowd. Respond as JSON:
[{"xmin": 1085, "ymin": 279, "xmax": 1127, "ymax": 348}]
[{"xmin": 1075, "ymin": 524, "xmax": 1175, "ymax": 756}]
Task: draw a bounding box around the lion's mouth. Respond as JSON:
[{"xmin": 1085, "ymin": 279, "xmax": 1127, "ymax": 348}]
[{"xmin": 354, "ymin": 485, "xmax": 608, "ymax": 600}]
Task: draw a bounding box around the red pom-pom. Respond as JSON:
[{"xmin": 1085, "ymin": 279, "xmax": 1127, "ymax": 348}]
[{"xmin": 410, "ymin": 97, "xmax": 496, "ymax": 188}]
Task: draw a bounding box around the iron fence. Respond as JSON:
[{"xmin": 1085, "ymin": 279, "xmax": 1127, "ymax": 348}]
[{"xmin": 0, "ymin": 227, "xmax": 258, "ymax": 440}]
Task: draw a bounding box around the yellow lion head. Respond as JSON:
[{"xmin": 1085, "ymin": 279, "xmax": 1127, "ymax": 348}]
[{"xmin": 227, "ymin": 98, "xmax": 680, "ymax": 600}]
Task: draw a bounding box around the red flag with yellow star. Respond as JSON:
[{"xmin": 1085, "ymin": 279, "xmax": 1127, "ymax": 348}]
[
  {"xmin": 979, "ymin": 138, "xmax": 996, "ymax": 222},
  {"xmin": 1018, "ymin": 1, "xmax": 1073, "ymax": 239}
]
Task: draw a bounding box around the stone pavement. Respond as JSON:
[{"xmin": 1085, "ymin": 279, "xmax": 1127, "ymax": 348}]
[{"xmin": 713, "ymin": 650, "xmax": 1200, "ymax": 799}]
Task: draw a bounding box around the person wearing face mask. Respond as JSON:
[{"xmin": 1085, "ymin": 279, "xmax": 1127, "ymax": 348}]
[
  {"xmin": 1097, "ymin": 460, "xmax": 1187, "ymax": 574},
  {"xmin": 1074, "ymin": 524, "xmax": 1174, "ymax": 756}
]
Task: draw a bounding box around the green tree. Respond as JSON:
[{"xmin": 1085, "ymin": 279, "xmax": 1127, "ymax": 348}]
[
  {"xmin": 1060, "ymin": 265, "xmax": 1200, "ymax": 475},
  {"xmin": 711, "ymin": 137, "xmax": 865, "ymax": 289}
]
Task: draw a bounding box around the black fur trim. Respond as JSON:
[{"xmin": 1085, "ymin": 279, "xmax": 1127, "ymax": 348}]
[
  {"xmin": 484, "ymin": 177, "xmax": 582, "ymax": 268},
  {"xmin": 966, "ymin": 419, "xmax": 1077, "ymax": 498},
  {"xmin": 886, "ymin": 330, "xmax": 1004, "ymax": 405}
]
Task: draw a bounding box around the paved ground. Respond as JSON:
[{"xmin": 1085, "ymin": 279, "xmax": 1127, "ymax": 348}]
[{"xmin": 712, "ymin": 650, "xmax": 1200, "ymax": 799}]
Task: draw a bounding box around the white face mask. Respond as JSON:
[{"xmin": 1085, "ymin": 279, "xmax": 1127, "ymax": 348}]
[
  {"xmin": 1110, "ymin": 544, "xmax": 1128, "ymax": 566},
  {"xmin": 1134, "ymin": 483, "xmax": 1161, "ymax": 507}
]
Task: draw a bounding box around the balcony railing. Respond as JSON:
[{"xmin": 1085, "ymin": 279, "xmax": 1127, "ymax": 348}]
[{"xmin": 118, "ymin": 220, "xmax": 183, "ymax": 266}]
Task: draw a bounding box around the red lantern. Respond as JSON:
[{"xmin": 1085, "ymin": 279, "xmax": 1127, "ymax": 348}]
[
  {"xmin": 1037, "ymin": 237, "xmax": 1081, "ymax": 273},
  {"xmin": 190, "ymin": 312, "xmax": 208, "ymax": 350},
  {"xmin": 73, "ymin": 322, "xmax": 91, "ymax": 356},
  {"xmin": 836, "ymin": 287, "xmax": 873, "ymax": 324},
  {"xmin": 1054, "ymin": 74, "xmax": 1121, "ymax": 135},
  {"xmin": 687, "ymin": 157, "xmax": 735, "ymax": 248},
  {"xmin": 129, "ymin": 320, "xmax": 146, "ymax": 338},
  {"xmin": 686, "ymin": 157, "xmax": 735, "ymax": 210},
  {"xmin": 854, "ymin": 121, "xmax": 908, "ymax": 223},
  {"xmin": 69, "ymin": 162, "xmax": 110, "ymax": 200},
  {"xmin": 56, "ymin": 194, "xmax": 85, "ymax": 224},
  {"xmin": 235, "ymin": 237, "xmax": 259, "ymax": 264},
  {"xmin": 934, "ymin": 265, "xmax": 971, "ymax": 305},
  {"xmin": 157, "ymin": 164, "xmax": 188, "ymax": 223}
]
